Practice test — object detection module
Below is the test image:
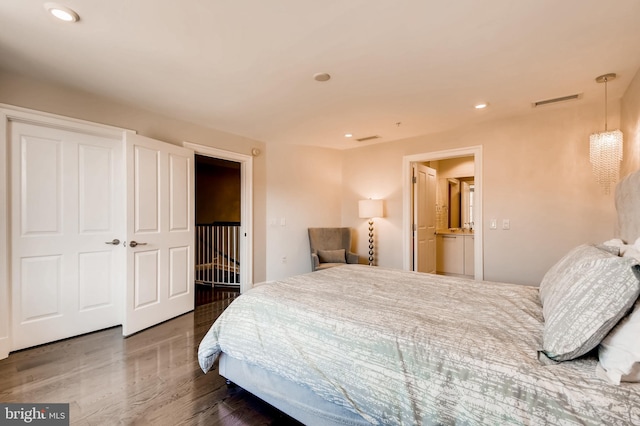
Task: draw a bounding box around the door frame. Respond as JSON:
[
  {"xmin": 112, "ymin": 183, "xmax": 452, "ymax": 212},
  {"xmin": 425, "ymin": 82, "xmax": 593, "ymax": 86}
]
[
  {"xmin": 0, "ymin": 104, "xmax": 128, "ymax": 360},
  {"xmin": 183, "ymin": 142, "xmax": 254, "ymax": 293},
  {"xmin": 402, "ymin": 146, "xmax": 484, "ymax": 280}
]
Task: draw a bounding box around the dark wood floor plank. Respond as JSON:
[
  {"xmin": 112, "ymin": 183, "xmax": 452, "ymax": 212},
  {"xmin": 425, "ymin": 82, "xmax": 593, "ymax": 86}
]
[{"xmin": 0, "ymin": 288, "xmax": 301, "ymax": 425}]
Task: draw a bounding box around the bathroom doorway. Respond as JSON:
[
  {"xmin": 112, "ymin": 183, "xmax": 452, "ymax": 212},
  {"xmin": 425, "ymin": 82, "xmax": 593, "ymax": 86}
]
[{"xmin": 402, "ymin": 146, "xmax": 483, "ymax": 280}]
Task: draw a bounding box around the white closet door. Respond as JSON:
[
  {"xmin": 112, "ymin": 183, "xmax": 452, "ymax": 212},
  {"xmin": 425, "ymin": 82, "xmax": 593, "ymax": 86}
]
[
  {"xmin": 123, "ymin": 133, "xmax": 194, "ymax": 336},
  {"xmin": 10, "ymin": 122, "xmax": 124, "ymax": 351}
]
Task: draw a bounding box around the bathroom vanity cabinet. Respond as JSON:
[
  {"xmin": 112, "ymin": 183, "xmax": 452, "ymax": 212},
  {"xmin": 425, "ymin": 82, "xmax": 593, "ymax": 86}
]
[{"xmin": 436, "ymin": 233, "xmax": 474, "ymax": 277}]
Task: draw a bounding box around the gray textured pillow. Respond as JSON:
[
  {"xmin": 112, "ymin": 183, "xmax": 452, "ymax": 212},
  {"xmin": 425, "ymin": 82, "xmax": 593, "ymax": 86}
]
[
  {"xmin": 542, "ymin": 244, "xmax": 640, "ymax": 361},
  {"xmin": 317, "ymin": 249, "xmax": 346, "ymax": 264},
  {"xmin": 539, "ymin": 244, "xmax": 612, "ymax": 306}
]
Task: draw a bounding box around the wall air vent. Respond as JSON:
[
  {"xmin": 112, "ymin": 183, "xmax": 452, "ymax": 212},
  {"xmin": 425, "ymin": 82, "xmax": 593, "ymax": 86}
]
[
  {"xmin": 532, "ymin": 93, "xmax": 582, "ymax": 108},
  {"xmin": 355, "ymin": 135, "xmax": 380, "ymax": 142}
]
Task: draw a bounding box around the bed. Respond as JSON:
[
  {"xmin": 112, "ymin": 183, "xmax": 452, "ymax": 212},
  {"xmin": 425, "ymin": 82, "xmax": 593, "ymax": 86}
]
[{"xmin": 198, "ymin": 171, "xmax": 640, "ymax": 425}]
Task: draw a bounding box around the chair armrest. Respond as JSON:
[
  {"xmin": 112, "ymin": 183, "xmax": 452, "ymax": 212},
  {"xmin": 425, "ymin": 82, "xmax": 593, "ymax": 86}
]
[
  {"xmin": 346, "ymin": 252, "xmax": 359, "ymax": 264},
  {"xmin": 311, "ymin": 253, "xmax": 320, "ymax": 271}
]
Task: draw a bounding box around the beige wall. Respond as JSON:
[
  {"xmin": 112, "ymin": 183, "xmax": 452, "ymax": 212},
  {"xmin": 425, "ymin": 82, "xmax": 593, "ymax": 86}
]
[
  {"xmin": 435, "ymin": 156, "xmax": 475, "ymax": 179},
  {"xmin": 342, "ymin": 102, "xmax": 620, "ymax": 286},
  {"xmin": 621, "ymin": 68, "xmax": 640, "ymax": 178},
  {"xmin": 3, "ymin": 67, "xmax": 639, "ymax": 287},
  {"xmin": 265, "ymin": 143, "xmax": 343, "ymax": 281},
  {"xmin": 0, "ymin": 70, "xmax": 269, "ymax": 282}
]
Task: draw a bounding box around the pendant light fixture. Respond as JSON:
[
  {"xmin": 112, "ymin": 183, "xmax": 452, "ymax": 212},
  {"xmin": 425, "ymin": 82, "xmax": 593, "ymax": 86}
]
[{"xmin": 589, "ymin": 73, "xmax": 623, "ymax": 195}]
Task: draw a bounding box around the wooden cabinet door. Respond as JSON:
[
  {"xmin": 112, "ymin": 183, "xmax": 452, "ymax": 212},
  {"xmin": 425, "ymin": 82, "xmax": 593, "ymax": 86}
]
[
  {"xmin": 464, "ymin": 236, "xmax": 474, "ymax": 276},
  {"xmin": 436, "ymin": 235, "xmax": 464, "ymax": 274}
]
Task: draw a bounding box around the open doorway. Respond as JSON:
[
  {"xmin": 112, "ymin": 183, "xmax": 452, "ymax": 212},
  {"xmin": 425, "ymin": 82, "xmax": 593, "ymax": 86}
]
[
  {"xmin": 184, "ymin": 142, "xmax": 254, "ymax": 298},
  {"xmin": 402, "ymin": 146, "xmax": 483, "ymax": 280},
  {"xmin": 194, "ymin": 155, "xmax": 241, "ymax": 306}
]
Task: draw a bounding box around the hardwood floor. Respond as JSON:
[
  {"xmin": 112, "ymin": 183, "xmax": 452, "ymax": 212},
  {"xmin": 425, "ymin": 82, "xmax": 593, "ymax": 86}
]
[{"xmin": 0, "ymin": 288, "xmax": 303, "ymax": 425}]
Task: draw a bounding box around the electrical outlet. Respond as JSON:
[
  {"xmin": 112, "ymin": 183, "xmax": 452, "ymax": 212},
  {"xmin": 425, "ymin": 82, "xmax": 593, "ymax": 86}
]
[
  {"xmin": 281, "ymin": 256, "xmax": 287, "ymax": 264},
  {"xmin": 503, "ymin": 219, "xmax": 510, "ymax": 230}
]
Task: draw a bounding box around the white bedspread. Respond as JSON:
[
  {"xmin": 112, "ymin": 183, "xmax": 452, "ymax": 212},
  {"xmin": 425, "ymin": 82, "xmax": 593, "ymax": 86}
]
[{"xmin": 198, "ymin": 265, "xmax": 640, "ymax": 425}]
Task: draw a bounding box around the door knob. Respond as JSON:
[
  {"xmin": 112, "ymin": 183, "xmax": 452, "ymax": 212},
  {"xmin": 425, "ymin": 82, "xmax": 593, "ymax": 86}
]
[
  {"xmin": 129, "ymin": 241, "xmax": 147, "ymax": 247},
  {"xmin": 105, "ymin": 239, "xmax": 120, "ymax": 245}
]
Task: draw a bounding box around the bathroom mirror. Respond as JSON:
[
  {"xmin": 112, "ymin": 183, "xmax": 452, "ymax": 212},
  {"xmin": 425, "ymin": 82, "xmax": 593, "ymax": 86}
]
[
  {"xmin": 442, "ymin": 177, "xmax": 474, "ymax": 229},
  {"xmin": 447, "ymin": 178, "xmax": 460, "ymax": 228}
]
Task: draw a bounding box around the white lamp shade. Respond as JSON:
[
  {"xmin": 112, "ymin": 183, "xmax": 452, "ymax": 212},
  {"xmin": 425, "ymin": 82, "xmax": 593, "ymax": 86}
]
[{"xmin": 359, "ymin": 199, "xmax": 384, "ymax": 219}]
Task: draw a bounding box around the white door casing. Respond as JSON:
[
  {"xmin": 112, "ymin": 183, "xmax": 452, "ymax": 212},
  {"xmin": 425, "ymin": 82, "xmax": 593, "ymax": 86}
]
[
  {"xmin": 402, "ymin": 146, "xmax": 483, "ymax": 280},
  {"xmin": 124, "ymin": 132, "xmax": 194, "ymax": 336},
  {"xmin": 10, "ymin": 121, "xmax": 124, "ymax": 351},
  {"xmin": 182, "ymin": 141, "xmax": 253, "ymax": 293},
  {"xmin": 413, "ymin": 163, "xmax": 437, "ymax": 273}
]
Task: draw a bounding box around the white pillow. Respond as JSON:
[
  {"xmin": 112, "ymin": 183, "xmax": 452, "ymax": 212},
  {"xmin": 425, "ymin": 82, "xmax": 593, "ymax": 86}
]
[
  {"xmin": 624, "ymin": 248, "xmax": 640, "ymax": 261},
  {"xmin": 597, "ymin": 299, "xmax": 640, "ymax": 384},
  {"xmin": 602, "ymin": 237, "xmax": 640, "ymax": 258},
  {"xmin": 602, "ymin": 238, "xmax": 626, "ymax": 247}
]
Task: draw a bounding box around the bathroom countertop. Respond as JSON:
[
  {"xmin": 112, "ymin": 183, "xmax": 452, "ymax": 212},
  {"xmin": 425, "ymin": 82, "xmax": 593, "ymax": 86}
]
[{"xmin": 436, "ymin": 229, "xmax": 475, "ymax": 235}]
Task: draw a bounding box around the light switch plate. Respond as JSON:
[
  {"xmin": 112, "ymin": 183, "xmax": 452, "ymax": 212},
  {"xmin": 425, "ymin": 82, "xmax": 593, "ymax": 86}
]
[{"xmin": 490, "ymin": 219, "xmax": 497, "ymax": 229}]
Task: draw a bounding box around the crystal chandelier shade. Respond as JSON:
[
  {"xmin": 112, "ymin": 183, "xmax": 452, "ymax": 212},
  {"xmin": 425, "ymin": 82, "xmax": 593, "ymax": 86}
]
[
  {"xmin": 589, "ymin": 130, "xmax": 623, "ymax": 195},
  {"xmin": 590, "ymin": 73, "xmax": 623, "ymax": 195}
]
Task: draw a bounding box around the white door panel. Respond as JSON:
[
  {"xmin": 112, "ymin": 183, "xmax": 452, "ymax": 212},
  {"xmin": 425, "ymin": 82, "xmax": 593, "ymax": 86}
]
[
  {"xmin": 79, "ymin": 144, "xmax": 113, "ymax": 232},
  {"xmin": 169, "ymin": 153, "xmax": 190, "ymax": 231},
  {"xmin": 124, "ymin": 133, "xmax": 194, "ymax": 336},
  {"xmin": 134, "ymin": 249, "xmax": 160, "ymax": 308},
  {"xmin": 11, "ymin": 122, "xmax": 123, "ymax": 351},
  {"xmin": 78, "ymin": 251, "xmax": 113, "ymax": 310},
  {"xmin": 169, "ymin": 247, "xmax": 190, "ymax": 297},
  {"xmin": 414, "ymin": 164, "xmax": 437, "ymax": 273},
  {"xmin": 20, "ymin": 136, "xmax": 61, "ymax": 235},
  {"xmin": 134, "ymin": 145, "xmax": 160, "ymax": 233},
  {"xmin": 20, "ymin": 255, "xmax": 61, "ymax": 322}
]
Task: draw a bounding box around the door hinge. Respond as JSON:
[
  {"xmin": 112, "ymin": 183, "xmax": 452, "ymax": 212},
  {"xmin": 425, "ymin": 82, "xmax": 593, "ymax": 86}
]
[
  {"xmin": 412, "ymin": 176, "xmax": 417, "ymax": 184},
  {"xmin": 412, "ymin": 223, "xmax": 417, "ymax": 232}
]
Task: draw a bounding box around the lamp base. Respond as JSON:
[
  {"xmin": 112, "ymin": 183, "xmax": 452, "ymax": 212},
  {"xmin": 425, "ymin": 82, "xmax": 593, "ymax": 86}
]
[{"xmin": 368, "ymin": 220, "xmax": 374, "ymax": 266}]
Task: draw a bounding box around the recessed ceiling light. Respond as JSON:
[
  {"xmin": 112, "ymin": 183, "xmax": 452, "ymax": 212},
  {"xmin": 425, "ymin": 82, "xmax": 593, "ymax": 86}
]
[
  {"xmin": 44, "ymin": 3, "xmax": 79, "ymax": 22},
  {"xmin": 474, "ymin": 103, "xmax": 489, "ymax": 109},
  {"xmin": 344, "ymin": 133, "xmax": 353, "ymax": 138},
  {"xmin": 313, "ymin": 73, "xmax": 331, "ymax": 82}
]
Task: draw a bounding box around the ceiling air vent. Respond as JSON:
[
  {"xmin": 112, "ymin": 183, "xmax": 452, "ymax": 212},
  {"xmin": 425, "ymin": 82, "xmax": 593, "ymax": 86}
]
[
  {"xmin": 532, "ymin": 93, "xmax": 582, "ymax": 108},
  {"xmin": 355, "ymin": 135, "xmax": 380, "ymax": 142}
]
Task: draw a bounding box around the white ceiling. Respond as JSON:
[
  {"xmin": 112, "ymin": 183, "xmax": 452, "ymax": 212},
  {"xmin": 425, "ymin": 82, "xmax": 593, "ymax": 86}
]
[{"xmin": 1, "ymin": 0, "xmax": 639, "ymax": 149}]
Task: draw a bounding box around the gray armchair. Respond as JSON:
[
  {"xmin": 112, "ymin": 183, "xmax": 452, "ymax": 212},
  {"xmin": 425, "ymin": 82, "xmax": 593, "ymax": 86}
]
[{"xmin": 308, "ymin": 227, "xmax": 359, "ymax": 271}]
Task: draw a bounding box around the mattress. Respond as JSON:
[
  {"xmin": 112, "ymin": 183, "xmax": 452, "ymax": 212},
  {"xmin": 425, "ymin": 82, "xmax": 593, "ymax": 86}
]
[
  {"xmin": 198, "ymin": 264, "xmax": 640, "ymax": 425},
  {"xmin": 219, "ymin": 353, "xmax": 370, "ymax": 425}
]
